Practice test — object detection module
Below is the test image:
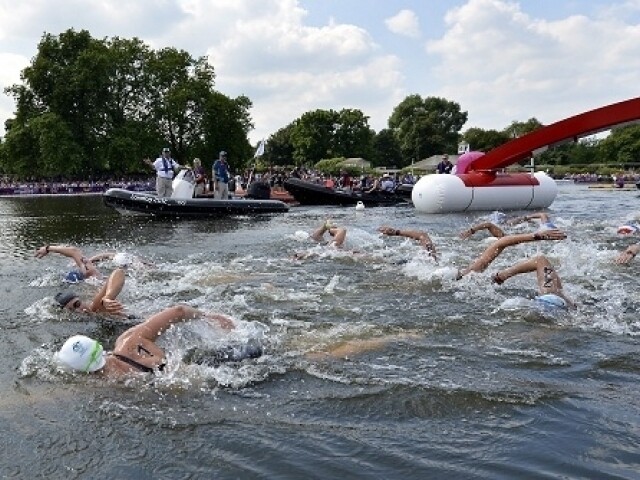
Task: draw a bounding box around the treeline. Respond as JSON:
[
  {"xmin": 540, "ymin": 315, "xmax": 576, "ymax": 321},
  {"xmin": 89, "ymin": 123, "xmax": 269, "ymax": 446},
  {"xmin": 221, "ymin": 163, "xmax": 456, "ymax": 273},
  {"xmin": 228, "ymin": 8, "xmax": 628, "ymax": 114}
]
[
  {"xmin": 0, "ymin": 29, "xmax": 639, "ymax": 178},
  {"xmin": 0, "ymin": 29, "xmax": 253, "ymax": 178}
]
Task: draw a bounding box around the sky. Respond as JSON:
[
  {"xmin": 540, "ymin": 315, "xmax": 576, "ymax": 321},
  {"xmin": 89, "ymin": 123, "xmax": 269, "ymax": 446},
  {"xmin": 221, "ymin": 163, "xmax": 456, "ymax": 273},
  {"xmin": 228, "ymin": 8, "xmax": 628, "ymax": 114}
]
[{"xmin": 0, "ymin": 0, "xmax": 639, "ymax": 146}]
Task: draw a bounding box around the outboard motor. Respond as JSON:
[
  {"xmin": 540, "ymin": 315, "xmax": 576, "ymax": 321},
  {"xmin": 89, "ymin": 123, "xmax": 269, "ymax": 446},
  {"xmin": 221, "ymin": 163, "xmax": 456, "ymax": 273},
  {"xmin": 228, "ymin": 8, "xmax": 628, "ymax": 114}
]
[
  {"xmin": 245, "ymin": 181, "xmax": 271, "ymax": 200},
  {"xmin": 172, "ymin": 169, "xmax": 195, "ymax": 199}
]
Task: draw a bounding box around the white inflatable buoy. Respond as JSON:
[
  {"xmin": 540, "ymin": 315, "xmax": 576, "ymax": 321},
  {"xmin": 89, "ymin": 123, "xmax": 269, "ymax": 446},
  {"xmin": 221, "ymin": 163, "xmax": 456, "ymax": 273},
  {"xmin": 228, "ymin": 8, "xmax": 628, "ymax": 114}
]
[{"xmin": 355, "ymin": 201, "xmax": 365, "ymax": 211}]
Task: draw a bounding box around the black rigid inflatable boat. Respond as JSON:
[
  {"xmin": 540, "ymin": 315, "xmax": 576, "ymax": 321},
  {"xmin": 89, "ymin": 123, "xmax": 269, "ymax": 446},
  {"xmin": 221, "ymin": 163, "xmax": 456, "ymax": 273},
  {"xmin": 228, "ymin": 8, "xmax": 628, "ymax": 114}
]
[
  {"xmin": 283, "ymin": 178, "xmax": 411, "ymax": 207},
  {"xmin": 103, "ymin": 170, "xmax": 288, "ymax": 217}
]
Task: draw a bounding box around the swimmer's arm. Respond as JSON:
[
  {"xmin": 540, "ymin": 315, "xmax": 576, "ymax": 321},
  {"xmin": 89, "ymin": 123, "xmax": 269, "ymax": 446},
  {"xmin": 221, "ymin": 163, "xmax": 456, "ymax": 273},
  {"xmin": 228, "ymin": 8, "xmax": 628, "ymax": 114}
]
[
  {"xmin": 35, "ymin": 244, "xmax": 82, "ymax": 261},
  {"xmin": 507, "ymin": 212, "xmax": 549, "ymax": 226},
  {"xmin": 615, "ymin": 243, "xmax": 640, "ymax": 264},
  {"xmin": 90, "ymin": 268, "xmax": 125, "ymax": 314},
  {"xmin": 204, "ymin": 313, "xmax": 236, "ymax": 330},
  {"xmin": 88, "ymin": 251, "xmax": 116, "ymax": 263},
  {"xmin": 402, "ymin": 230, "xmax": 438, "ymax": 260},
  {"xmin": 460, "ymin": 222, "xmax": 505, "ymax": 239},
  {"xmin": 35, "ymin": 245, "xmax": 88, "ymax": 273},
  {"xmin": 134, "ymin": 305, "xmax": 204, "ymax": 340}
]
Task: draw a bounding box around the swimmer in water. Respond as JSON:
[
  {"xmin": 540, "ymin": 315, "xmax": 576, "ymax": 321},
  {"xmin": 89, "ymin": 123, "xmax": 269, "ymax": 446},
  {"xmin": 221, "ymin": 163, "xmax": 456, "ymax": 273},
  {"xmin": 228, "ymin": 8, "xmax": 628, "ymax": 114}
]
[
  {"xmin": 293, "ymin": 219, "xmax": 348, "ymax": 260},
  {"xmin": 35, "ymin": 244, "xmax": 110, "ymax": 282},
  {"xmin": 377, "ymin": 226, "xmax": 437, "ymax": 261},
  {"xmin": 310, "ymin": 219, "xmax": 347, "ymax": 247},
  {"xmin": 457, "ymin": 229, "xmax": 567, "ymax": 279},
  {"xmin": 491, "ymin": 255, "xmax": 575, "ymax": 310},
  {"xmin": 460, "ymin": 212, "xmax": 557, "ymax": 240},
  {"xmin": 54, "ymin": 268, "xmax": 126, "ymax": 316},
  {"xmin": 55, "ymin": 304, "xmax": 238, "ymax": 377}
]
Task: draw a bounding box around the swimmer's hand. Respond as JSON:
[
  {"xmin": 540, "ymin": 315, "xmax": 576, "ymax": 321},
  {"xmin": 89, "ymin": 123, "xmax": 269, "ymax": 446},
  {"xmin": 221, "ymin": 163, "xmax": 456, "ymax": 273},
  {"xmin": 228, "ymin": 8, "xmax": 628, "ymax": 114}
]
[
  {"xmin": 35, "ymin": 246, "xmax": 49, "ymax": 258},
  {"xmin": 533, "ymin": 229, "xmax": 566, "ymax": 241},
  {"xmin": 615, "ymin": 248, "xmax": 637, "ymax": 265},
  {"xmin": 459, "ymin": 228, "xmax": 475, "ymax": 240},
  {"xmin": 100, "ymin": 298, "xmax": 125, "ymax": 315},
  {"xmin": 377, "ymin": 226, "xmax": 397, "ymax": 236},
  {"xmin": 205, "ymin": 313, "xmax": 235, "ymax": 330}
]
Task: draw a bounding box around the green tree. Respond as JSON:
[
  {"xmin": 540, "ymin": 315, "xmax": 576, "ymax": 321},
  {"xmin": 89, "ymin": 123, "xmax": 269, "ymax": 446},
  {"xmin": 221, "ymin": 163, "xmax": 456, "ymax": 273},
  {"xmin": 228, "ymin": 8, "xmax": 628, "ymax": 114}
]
[
  {"xmin": 371, "ymin": 128, "xmax": 402, "ymax": 167},
  {"xmin": 1, "ymin": 28, "xmax": 254, "ymax": 178},
  {"xmin": 331, "ymin": 109, "xmax": 374, "ymax": 159},
  {"xmin": 265, "ymin": 124, "xmax": 295, "ymax": 166},
  {"xmin": 290, "ymin": 109, "xmax": 339, "ymax": 165},
  {"xmin": 503, "ymin": 118, "xmax": 544, "ymax": 139},
  {"xmin": 598, "ymin": 125, "xmax": 640, "ymax": 166},
  {"xmin": 388, "ymin": 95, "xmax": 467, "ymax": 166},
  {"xmin": 462, "ymin": 127, "xmax": 510, "ymax": 152}
]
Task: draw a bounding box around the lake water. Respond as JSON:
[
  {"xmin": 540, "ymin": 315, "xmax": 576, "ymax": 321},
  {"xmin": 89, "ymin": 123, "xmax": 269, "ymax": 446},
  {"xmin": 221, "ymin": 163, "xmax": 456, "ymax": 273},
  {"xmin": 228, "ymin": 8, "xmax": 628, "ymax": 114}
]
[{"xmin": 1, "ymin": 184, "xmax": 639, "ymax": 479}]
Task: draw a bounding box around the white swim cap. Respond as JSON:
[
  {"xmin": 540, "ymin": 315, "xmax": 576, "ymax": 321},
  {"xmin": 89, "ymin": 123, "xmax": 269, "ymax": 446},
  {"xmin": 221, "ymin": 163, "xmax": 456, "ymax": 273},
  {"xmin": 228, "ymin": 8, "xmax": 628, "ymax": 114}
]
[
  {"xmin": 56, "ymin": 335, "xmax": 106, "ymax": 372},
  {"xmin": 534, "ymin": 293, "xmax": 568, "ymax": 309},
  {"xmin": 112, "ymin": 252, "xmax": 132, "ymax": 267},
  {"xmin": 536, "ymin": 222, "xmax": 557, "ymax": 232}
]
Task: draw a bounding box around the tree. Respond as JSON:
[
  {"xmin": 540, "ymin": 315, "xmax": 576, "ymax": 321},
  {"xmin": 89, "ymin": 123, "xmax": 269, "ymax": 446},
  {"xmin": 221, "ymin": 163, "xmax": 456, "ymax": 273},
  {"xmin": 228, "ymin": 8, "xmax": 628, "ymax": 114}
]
[
  {"xmin": 503, "ymin": 118, "xmax": 544, "ymax": 139},
  {"xmin": 598, "ymin": 125, "xmax": 640, "ymax": 166},
  {"xmin": 371, "ymin": 128, "xmax": 402, "ymax": 167},
  {"xmin": 264, "ymin": 124, "xmax": 295, "ymax": 166},
  {"xmin": 0, "ymin": 29, "xmax": 254, "ymax": 178},
  {"xmin": 462, "ymin": 127, "xmax": 510, "ymax": 152},
  {"xmin": 388, "ymin": 95, "xmax": 467, "ymax": 166},
  {"xmin": 290, "ymin": 109, "xmax": 339, "ymax": 165},
  {"xmin": 331, "ymin": 109, "xmax": 375, "ymax": 160}
]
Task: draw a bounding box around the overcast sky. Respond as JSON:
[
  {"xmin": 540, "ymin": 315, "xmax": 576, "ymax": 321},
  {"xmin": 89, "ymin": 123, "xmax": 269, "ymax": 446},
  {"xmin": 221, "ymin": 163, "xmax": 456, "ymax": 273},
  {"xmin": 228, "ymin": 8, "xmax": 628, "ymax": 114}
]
[{"xmin": 0, "ymin": 0, "xmax": 639, "ymax": 145}]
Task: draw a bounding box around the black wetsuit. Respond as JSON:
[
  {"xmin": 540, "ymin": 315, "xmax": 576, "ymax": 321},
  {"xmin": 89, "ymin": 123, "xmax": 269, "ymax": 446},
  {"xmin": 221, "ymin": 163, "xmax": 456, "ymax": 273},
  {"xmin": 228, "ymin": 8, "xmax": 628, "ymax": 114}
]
[
  {"xmin": 183, "ymin": 341, "xmax": 263, "ymax": 367},
  {"xmin": 113, "ymin": 353, "xmax": 165, "ymax": 373}
]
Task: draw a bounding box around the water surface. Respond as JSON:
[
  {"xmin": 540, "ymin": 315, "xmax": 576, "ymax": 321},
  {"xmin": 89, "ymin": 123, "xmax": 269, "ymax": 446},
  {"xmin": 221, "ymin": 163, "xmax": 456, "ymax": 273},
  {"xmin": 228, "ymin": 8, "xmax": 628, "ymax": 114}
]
[{"xmin": 1, "ymin": 184, "xmax": 639, "ymax": 479}]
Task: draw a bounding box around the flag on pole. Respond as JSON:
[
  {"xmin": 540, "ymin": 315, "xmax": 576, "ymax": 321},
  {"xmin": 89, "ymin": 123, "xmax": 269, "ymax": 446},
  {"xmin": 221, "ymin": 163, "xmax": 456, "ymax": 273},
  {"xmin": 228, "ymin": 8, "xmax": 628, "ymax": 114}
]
[{"xmin": 254, "ymin": 139, "xmax": 265, "ymax": 158}]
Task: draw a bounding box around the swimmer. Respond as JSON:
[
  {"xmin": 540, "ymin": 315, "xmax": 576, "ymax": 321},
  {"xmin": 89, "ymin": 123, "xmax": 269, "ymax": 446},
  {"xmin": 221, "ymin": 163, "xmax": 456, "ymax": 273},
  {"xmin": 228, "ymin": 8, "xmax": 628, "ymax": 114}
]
[
  {"xmin": 378, "ymin": 226, "xmax": 437, "ymax": 260},
  {"xmin": 293, "ymin": 219, "xmax": 348, "ymax": 260},
  {"xmin": 35, "ymin": 244, "xmax": 107, "ymax": 282},
  {"xmin": 35, "ymin": 244, "xmax": 152, "ymax": 282},
  {"xmin": 54, "ymin": 268, "xmax": 126, "ymax": 316},
  {"xmin": 55, "ymin": 304, "xmax": 238, "ymax": 377},
  {"xmin": 310, "ymin": 219, "xmax": 347, "ymax": 247},
  {"xmin": 492, "ymin": 255, "xmax": 575, "ymax": 309},
  {"xmin": 458, "ymin": 229, "xmax": 567, "ymax": 278},
  {"xmin": 460, "ymin": 212, "xmax": 556, "ymax": 240}
]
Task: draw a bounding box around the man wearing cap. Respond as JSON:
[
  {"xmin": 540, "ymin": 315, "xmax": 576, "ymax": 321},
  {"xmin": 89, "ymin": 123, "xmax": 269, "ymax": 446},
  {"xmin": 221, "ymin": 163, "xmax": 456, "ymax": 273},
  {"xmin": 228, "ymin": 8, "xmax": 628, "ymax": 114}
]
[
  {"xmin": 436, "ymin": 154, "xmax": 453, "ymax": 174},
  {"xmin": 145, "ymin": 147, "xmax": 181, "ymax": 197},
  {"xmin": 212, "ymin": 151, "xmax": 230, "ymax": 199}
]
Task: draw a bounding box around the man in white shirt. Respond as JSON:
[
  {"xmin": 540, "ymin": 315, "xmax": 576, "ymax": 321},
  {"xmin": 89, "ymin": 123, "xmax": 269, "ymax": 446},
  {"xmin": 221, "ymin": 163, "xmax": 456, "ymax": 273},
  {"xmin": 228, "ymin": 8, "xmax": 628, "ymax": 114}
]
[{"xmin": 145, "ymin": 147, "xmax": 181, "ymax": 197}]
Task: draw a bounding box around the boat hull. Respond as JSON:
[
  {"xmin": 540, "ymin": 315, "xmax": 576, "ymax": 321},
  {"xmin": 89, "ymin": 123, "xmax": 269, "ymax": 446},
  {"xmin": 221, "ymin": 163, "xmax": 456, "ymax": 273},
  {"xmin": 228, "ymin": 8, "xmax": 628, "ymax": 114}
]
[
  {"xmin": 103, "ymin": 189, "xmax": 289, "ymax": 217},
  {"xmin": 284, "ymin": 178, "xmax": 410, "ymax": 206}
]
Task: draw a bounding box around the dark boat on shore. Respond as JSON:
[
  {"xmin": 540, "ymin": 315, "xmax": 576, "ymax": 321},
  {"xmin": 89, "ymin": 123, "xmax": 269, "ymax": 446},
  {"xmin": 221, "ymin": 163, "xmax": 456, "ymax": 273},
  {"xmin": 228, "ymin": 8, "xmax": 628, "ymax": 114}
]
[
  {"xmin": 103, "ymin": 171, "xmax": 288, "ymax": 217},
  {"xmin": 284, "ymin": 178, "xmax": 411, "ymax": 207}
]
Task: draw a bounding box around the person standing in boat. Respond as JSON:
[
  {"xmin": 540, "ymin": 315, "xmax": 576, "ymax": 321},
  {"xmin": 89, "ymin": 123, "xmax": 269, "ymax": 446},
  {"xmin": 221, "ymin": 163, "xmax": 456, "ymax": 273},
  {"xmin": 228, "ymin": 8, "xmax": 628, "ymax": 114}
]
[
  {"xmin": 145, "ymin": 147, "xmax": 182, "ymax": 197},
  {"xmin": 191, "ymin": 158, "xmax": 207, "ymax": 197},
  {"xmin": 212, "ymin": 150, "xmax": 231, "ymax": 199},
  {"xmin": 436, "ymin": 154, "xmax": 453, "ymax": 174}
]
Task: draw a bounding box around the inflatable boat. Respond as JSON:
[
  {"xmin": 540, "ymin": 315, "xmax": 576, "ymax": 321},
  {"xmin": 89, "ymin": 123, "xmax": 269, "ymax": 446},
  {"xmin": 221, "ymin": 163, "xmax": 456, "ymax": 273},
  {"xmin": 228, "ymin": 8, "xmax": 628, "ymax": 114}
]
[
  {"xmin": 283, "ymin": 178, "xmax": 410, "ymax": 207},
  {"xmin": 103, "ymin": 170, "xmax": 289, "ymax": 217}
]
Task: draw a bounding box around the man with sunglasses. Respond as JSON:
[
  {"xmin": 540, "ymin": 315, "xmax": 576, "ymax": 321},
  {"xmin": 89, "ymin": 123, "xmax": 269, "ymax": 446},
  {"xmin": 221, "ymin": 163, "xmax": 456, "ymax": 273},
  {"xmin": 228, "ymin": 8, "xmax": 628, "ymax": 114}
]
[{"xmin": 54, "ymin": 268, "xmax": 126, "ymax": 316}]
